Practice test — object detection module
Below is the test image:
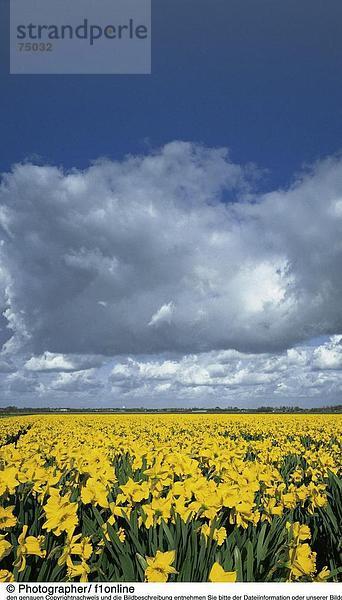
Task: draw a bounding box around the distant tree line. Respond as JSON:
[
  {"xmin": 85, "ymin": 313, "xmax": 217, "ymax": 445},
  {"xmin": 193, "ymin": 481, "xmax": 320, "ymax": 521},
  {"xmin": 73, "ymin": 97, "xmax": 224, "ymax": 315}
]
[{"xmin": 0, "ymin": 404, "xmax": 341, "ymax": 414}]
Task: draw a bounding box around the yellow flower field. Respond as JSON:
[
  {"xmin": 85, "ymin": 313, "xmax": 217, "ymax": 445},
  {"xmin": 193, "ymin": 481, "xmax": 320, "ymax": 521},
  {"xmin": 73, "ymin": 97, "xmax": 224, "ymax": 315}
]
[{"xmin": 0, "ymin": 413, "xmax": 341, "ymax": 582}]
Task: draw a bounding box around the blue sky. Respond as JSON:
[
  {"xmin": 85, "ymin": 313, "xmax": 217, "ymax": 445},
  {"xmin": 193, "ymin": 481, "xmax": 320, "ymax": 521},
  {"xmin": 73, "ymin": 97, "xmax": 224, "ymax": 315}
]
[
  {"xmin": 2, "ymin": 0, "xmax": 342, "ymax": 184},
  {"xmin": 0, "ymin": 0, "xmax": 342, "ymax": 407}
]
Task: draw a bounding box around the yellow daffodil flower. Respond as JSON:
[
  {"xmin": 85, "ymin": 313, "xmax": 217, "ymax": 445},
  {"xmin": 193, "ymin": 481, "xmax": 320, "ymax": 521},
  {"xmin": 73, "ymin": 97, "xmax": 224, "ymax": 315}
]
[
  {"xmin": 209, "ymin": 562, "xmax": 237, "ymax": 582},
  {"xmin": 145, "ymin": 550, "xmax": 177, "ymax": 582}
]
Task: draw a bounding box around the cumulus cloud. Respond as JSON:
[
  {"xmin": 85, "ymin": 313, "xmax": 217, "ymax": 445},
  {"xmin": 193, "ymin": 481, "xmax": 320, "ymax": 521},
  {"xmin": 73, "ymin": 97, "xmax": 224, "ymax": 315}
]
[
  {"xmin": 0, "ymin": 336, "xmax": 341, "ymax": 407},
  {"xmin": 24, "ymin": 352, "xmax": 76, "ymax": 372},
  {"xmin": 24, "ymin": 351, "xmax": 106, "ymax": 372},
  {"xmin": 312, "ymin": 335, "xmax": 342, "ymax": 370},
  {"xmin": 0, "ymin": 141, "xmax": 341, "ymax": 406},
  {"xmin": 109, "ymin": 336, "xmax": 342, "ymax": 405},
  {"xmin": 47, "ymin": 370, "xmax": 102, "ymax": 393},
  {"xmin": 0, "ymin": 141, "xmax": 340, "ymax": 360}
]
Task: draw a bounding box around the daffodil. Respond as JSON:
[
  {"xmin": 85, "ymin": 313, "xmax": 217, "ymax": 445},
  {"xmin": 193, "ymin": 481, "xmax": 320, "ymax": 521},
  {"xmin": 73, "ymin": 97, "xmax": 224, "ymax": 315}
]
[
  {"xmin": 0, "ymin": 506, "xmax": 17, "ymax": 530},
  {"xmin": 315, "ymin": 566, "xmax": 330, "ymax": 581},
  {"xmin": 188, "ymin": 488, "xmax": 221, "ymax": 521},
  {"xmin": 0, "ymin": 535, "xmax": 12, "ymax": 560},
  {"xmin": 288, "ymin": 543, "xmax": 317, "ymax": 579},
  {"xmin": 261, "ymin": 498, "xmax": 283, "ymax": 522},
  {"xmin": 13, "ymin": 525, "xmax": 46, "ymax": 572},
  {"xmin": 172, "ymin": 497, "xmax": 194, "ymax": 522},
  {"xmin": 145, "ymin": 550, "xmax": 177, "ymax": 582},
  {"xmin": 286, "ymin": 521, "xmax": 311, "ymax": 543},
  {"xmin": 281, "ymin": 492, "xmax": 297, "ymax": 509},
  {"xmin": 0, "ymin": 411, "xmax": 340, "ymax": 583},
  {"xmin": 143, "ymin": 496, "xmax": 172, "ymax": 528},
  {"xmin": 80, "ymin": 477, "xmax": 109, "ymax": 508},
  {"xmin": 67, "ymin": 559, "xmax": 91, "ymax": 582},
  {"xmin": 200, "ymin": 524, "xmax": 227, "ymax": 546},
  {"xmin": 119, "ymin": 478, "xmax": 150, "ymax": 503},
  {"xmin": 0, "ymin": 569, "xmax": 15, "ymax": 582},
  {"xmin": 230, "ymin": 501, "xmax": 260, "ymax": 528},
  {"xmin": 143, "ymin": 462, "xmax": 173, "ymax": 491},
  {"xmin": 0, "ymin": 467, "xmax": 20, "ymax": 496},
  {"xmin": 43, "ymin": 489, "xmax": 78, "ymax": 536},
  {"xmin": 109, "ymin": 501, "xmax": 132, "ymax": 520},
  {"xmin": 209, "ymin": 562, "xmax": 237, "ymax": 582},
  {"xmin": 58, "ymin": 532, "xmax": 92, "ymax": 566}
]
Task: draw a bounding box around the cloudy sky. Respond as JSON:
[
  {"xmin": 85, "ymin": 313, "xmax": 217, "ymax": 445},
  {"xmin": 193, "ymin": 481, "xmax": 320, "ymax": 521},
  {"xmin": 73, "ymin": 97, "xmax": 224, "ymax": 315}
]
[
  {"xmin": 0, "ymin": 1, "xmax": 342, "ymax": 407},
  {"xmin": 0, "ymin": 142, "xmax": 341, "ymax": 407}
]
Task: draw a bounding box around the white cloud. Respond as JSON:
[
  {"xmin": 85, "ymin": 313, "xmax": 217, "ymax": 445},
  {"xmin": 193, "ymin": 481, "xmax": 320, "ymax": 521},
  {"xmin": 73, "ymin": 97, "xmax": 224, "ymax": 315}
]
[
  {"xmin": 0, "ymin": 142, "xmax": 341, "ymax": 406},
  {"xmin": 286, "ymin": 348, "xmax": 308, "ymax": 366},
  {"xmin": 313, "ymin": 336, "xmax": 342, "ymax": 370},
  {"xmin": 24, "ymin": 351, "xmax": 105, "ymax": 372},
  {"xmin": 2, "ymin": 336, "xmax": 341, "ymax": 407},
  {"xmin": 3, "ymin": 141, "xmax": 341, "ymax": 358},
  {"xmin": 25, "ymin": 352, "xmax": 75, "ymax": 372},
  {"xmin": 148, "ymin": 301, "xmax": 175, "ymax": 326},
  {"xmin": 48, "ymin": 370, "xmax": 101, "ymax": 393},
  {"xmin": 107, "ymin": 335, "xmax": 342, "ymax": 406}
]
